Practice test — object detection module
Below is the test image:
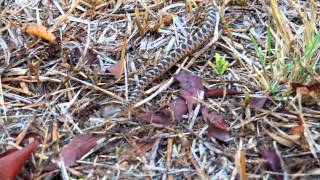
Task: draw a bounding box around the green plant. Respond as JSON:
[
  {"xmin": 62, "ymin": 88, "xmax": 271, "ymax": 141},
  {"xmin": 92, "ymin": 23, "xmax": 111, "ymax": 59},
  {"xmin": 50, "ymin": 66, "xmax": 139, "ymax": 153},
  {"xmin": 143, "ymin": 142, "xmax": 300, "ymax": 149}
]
[{"xmin": 208, "ymin": 53, "xmax": 229, "ymax": 75}]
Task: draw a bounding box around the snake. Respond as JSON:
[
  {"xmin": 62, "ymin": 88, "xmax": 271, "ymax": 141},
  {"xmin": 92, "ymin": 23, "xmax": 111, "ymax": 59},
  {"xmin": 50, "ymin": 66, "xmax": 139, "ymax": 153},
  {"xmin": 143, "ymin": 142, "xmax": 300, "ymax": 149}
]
[{"xmin": 123, "ymin": 4, "xmax": 216, "ymax": 111}]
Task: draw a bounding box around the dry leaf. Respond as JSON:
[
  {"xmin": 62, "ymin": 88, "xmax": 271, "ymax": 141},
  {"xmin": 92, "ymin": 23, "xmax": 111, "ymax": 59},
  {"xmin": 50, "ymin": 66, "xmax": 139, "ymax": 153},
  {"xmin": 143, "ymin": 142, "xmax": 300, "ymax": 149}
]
[
  {"xmin": 201, "ymin": 108, "xmax": 230, "ymax": 142},
  {"xmin": 136, "ymin": 112, "xmax": 171, "ymax": 125},
  {"xmin": 175, "ymin": 71, "xmax": 204, "ymax": 112},
  {"xmin": 259, "ymin": 146, "xmax": 281, "ymax": 172},
  {"xmin": 122, "ymin": 140, "xmax": 155, "ymax": 161},
  {"xmin": 249, "ymin": 95, "xmax": 268, "ymax": 110},
  {"xmin": 205, "ymin": 88, "xmax": 241, "ymax": 98},
  {"xmin": 45, "ymin": 134, "xmax": 97, "ymax": 171},
  {"xmin": 172, "ymin": 98, "xmax": 188, "ymax": 121},
  {"xmin": 263, "ymin": 128, "xmax": 295, "ymax": 147},
  {"xmin": 0, "ymin": 142, "xmax": 38, "ymax": 180},
  {"xmin": 290, "ymin": 82, "xmax": 320, "ymax": 97}
]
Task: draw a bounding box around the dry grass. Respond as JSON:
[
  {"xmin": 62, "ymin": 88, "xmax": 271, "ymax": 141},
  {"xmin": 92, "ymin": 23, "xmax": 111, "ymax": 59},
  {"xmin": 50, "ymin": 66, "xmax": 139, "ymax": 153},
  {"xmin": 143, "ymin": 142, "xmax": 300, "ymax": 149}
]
[{"xmin": 0, "ymin": 0, "xmax": 320, "ymax": 179}]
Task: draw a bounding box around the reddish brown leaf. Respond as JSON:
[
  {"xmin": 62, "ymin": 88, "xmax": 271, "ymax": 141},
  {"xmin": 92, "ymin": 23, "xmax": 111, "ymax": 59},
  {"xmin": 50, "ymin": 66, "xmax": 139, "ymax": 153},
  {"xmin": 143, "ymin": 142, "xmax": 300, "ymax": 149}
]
[
  {"xmin": 179, "ymin": 89, "xmax": 197, "ymax": 113},
  {"xmin": 107, "ymin": 61, "xmax": 124, "ymax": 79},
  {"xmin": 175, "ymin": 71, "xmax": 204, "ymax": 112},
  {"xmin": 201, "ymin": 108, "xmax": 230, "ymax": 142},
  {"xmin": 45, "ymin": 134, "xmax": 97, "ymax": 171},
  {"xmin": 123, "ymin": 140, "xmax": 155, "ymax": 161},
  {"xmin": 290, "ymin": 82, "xmax": 320, "ymax": 96},
  {"xmin": 70, "ymin": 48, "xmax": 98, "ymax": 65},
  {"xmin": 172, "ymin": 98, "xmax": 188, "ymax": 121},
  {"xmin": 249, "ymin": 96, "xmax": 268, "ymax": 110},
  {"xmin": 259, "ymin": 146, "xmax": 281, "ymax": 172},
  {"xmin": 205, "ymin": 88, "xmax": 241, "ymax": 98},
  {"xmin": 308, "ymin": 83, "xmax": 320, "ymax": 94},
  {"xmin": 85, "ymin": 48, "xmax": 98, "ymax": 64},
  {"xmin": 136, "ymin": 112, "xmax": 171, "ymax": 125},
  {"xmin": 0, "ymin": 142, "xmax": 38, "ymax": 180},
  {"xmin": 0, "ymin": 149, "xmax": 17, "ymax": 159},
  {"xmin": 290, "ymin": 82, "xmax": 305, "ymax": 90}
]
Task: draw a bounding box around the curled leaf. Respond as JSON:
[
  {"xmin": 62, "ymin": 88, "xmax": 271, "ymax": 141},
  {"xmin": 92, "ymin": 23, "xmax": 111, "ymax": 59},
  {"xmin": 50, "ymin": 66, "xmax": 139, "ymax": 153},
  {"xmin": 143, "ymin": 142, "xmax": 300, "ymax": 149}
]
[{"xmin": 201, "ymin": 108, "xmax": 230, "ymax": 142}]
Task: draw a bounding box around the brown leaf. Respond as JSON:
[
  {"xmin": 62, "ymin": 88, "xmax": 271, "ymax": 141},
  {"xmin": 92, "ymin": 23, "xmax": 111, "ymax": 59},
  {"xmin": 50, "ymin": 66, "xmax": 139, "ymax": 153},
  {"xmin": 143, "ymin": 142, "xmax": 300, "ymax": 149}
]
[
  {"xmin": 180, "ymin": 89, "xmax": 197, "ymax": 113},
  {"xmin": 23, "ymin": 23, "xmax": 56, "ymax": 41},
  {"xmin": 85, "ymin": 48, "xmax": 98, "ymax": 64},
  {"xmin": 45, "ymin": 134, "xmax": 97, "ymax": 171},
  {"xmin": 0, "ymin": 142, "xmax": 38, "ymax": 180},
  {"xmin": 172, "ymin": 98, "xmax": 188, "ymax": 121},
  {"xmin": 205, "ymin": 88, "xmax": 241, "ymax": 98},
  {"xmin": 249, "ymin": 96, "xmax": 268, "ymax": 110},
  {"xmin": 136, "ymin": 112, "xmax": 171, "ymax": 125},
  {"xmin": 201, "ymin": 108, "xmax": 230, "ymax": 142},
  {"xmin": 123, "ymin": 140, "xmax": 155, "ymax": 161},
  {"xmin": 259, "ymin": 146, "xmax": 281, "ymax": 172},
  {"xmin": 107, "ymin": 61, "xmax": 124, "ymax": 78},
  {"xmin": 175, "ymin": 71, "xmax": 204, "ymax": 112},
  {"xmin": 290, "ymin": 82, "xmax": 320, "ymax": 96},
  {"xmin": 70, "ymin": 48, "xmax": 98, "ymax": 65}
]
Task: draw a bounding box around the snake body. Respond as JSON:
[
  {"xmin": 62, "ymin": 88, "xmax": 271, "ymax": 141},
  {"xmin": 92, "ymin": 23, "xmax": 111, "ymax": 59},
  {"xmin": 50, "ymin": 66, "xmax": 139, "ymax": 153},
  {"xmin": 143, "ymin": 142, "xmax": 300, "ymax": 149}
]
[{"xmin": 123, "ymin": 5, "xmax": 216, "ymax": 110}]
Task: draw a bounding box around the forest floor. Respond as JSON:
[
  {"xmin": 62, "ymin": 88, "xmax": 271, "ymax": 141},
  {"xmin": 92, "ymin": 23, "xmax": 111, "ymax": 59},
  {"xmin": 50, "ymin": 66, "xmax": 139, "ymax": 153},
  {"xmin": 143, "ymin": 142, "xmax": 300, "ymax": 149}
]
[{"xmin": 1, "ymin": 0, "xmax": 320, "ymax": 179}]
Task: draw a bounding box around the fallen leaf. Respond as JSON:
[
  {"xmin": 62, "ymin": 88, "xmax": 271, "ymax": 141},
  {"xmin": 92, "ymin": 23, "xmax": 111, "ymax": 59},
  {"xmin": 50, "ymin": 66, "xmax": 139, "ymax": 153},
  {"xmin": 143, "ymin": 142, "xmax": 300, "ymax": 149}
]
[
  {"xmin": 45, "ymin": 134, "xmax": 97, "ymax": 171},
  {"xmin": 248, "ymin": 95, "xmax": 268, "ymax": 110},
  {"xmin": 172, "ymin": 98, "xmax": 188, "ymax": 121},
  {"xmin": 291, "ymin": 82, "xmax": 320, "ymax": 97},
  {"xmin": 259, "ymin": 146, "xmax": 281, "ymax": 172},
  {"xmin": 205, "ymin": 88, "xmax": 241, "ymax": 98},
  {"xmin": 122, "ymin": 140, "xmax": 155, "ymax": 161},
  {"xmin": 23, "ymin": 23, "xmax": 56, "ymax": 41},
  {"xmin": 85, "ymin": 48, "xmax": 98, "ymax": 64},
  {"xmin": 179, "ymin": 90, "xmax": 196, "ymax": 114},
  {"xmin": 136, "ymin": 112, "xmax": 171, "ymax": 125},
  {"xmin": 0, "ymin": 142, "xmax": 38, "ymax": 180},
  {"xmin": 263, "ymin": 127, "xmax": 295, "ymax": 147},
  {"xmin": 201, "ymin": 108, "xmax": 230, "ymax": 142},
  {"xmin": 175, "ymin": 71, "xmax": 204, "ymax": 112},
  {"xmin": 107, "ymin": 61, "xmax": 124, "ymax": 78},
  {"xmin": 70, "ymin": 48, "xmax": 98, "ymax": 65}
]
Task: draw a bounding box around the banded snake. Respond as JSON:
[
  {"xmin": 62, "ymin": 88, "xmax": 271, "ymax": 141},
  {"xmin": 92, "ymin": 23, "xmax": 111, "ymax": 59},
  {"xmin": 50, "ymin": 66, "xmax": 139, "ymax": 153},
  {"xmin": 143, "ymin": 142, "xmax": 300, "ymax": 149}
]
[{"xmin": 122, "ymin": 4, "xmax": 217, "ymax": 111}]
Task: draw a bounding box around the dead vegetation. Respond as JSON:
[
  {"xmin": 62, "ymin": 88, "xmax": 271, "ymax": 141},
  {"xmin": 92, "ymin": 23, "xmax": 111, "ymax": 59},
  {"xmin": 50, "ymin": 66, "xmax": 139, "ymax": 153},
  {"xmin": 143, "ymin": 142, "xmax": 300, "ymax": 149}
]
[{"xmin": 0, "ymin": 0, "xmax": 320, "ymax": 179}]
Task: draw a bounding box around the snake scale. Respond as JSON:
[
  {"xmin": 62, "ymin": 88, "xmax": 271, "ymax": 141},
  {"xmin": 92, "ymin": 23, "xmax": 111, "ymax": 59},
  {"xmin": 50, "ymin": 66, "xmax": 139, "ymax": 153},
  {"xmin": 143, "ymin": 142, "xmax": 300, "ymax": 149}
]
[{"xmin": 123, "ymin": 4, "xmax": 216, "ymax": 110}]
